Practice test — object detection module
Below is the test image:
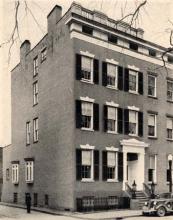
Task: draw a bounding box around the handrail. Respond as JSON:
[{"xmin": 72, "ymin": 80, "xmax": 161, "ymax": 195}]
[
  {"xmin": 143, "ymin": 183, "xmax": 151, "ymax": 197},
  {"xmin": 125, "ymin": 182, "xmax": 133, "ymax": 198}
]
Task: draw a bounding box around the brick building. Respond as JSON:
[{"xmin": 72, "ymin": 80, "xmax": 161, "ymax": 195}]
[{"xmin": 2, "ymin": 2, "xmax": 173, "ymax": 211}]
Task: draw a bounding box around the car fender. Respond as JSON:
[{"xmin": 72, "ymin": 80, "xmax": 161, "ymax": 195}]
[{"xmin": 155, "ymin": 204, "xmax": 168, "ymax": 212}]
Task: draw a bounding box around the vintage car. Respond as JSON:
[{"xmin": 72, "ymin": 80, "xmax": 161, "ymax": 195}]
[{"xmin": 142, "ymin": 193, "xmax": 173, "ymax": 217}]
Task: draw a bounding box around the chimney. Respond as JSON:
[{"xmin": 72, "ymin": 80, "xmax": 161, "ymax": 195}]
[
  {"xmin": 47, "ymin": 5, "xmax": 62, "ymax": 33},
  {"xmin": 20, "ymin": 40, "xmax": 31, "ymax": 62}
]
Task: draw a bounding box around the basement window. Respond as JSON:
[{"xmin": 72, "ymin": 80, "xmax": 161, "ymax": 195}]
[
  {"xmin": 168, "ymin": 56, "xmax": 173, "ymax": 64},
  {"xmin": 129, "ymin": 42, "xmax": 138, "ymax": 51},
  {"xmin": 108, "ymin": 34, "xmax": 117, "ymax": 44},
  {"xmin": 149, "ymin": 49, "xmax": 156, "ymax": 57},
  {"xmin": 82, "ymin": 25, "xmax": 93, "ymax": 36}
]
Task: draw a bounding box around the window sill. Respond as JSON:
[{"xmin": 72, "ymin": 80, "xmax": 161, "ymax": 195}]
[
  {"xmin": 13, "ymin": 182, "xmax": 19, "ymax": 185},
  {"xmin": 33, "ymin": 73, "xmax": 38, "ymax": 78},
  {"xmin": 148, "ymin": 136, "xmax": 157, "ymax": 140},
  {"xmin": 33, "ymin": 103, "xmax": 38, "ymax": 107},
  {"xmin": 167, "ymin": 100, "xmax": 173, "ymax": 103},
  {"xmin": 167, "ymin": 138, "xmax": 173, "ymax": 142},
  {"xmin": 106, "ymin": 85, "xmax": 118, "ymax": 90},
  {"xmin": 33, "ymin": 140, "xmax": 38, "ymax": 144},
  {"xmin": 129, "ymin": 90, "xmax": 139, "ymax": 95},
  {"xmin": 107, "ymin": 179, "xmax": 119, "ymax": 183},
  {"xmin": 80, "ymin": 79, "xmax": 94, "ymax": 84},
  {"xmin": 148, "ymin": 181, "xmax": 157, "ymax": 185},
  {"xmin": 148, "ymin": 95, "xmax": 158, "ymax": 99},
  {"xmin": 129, "ymin": 133, "xmax": 138, "ymax": 137},
  {"xmin": 26, "ymin": 181, "xmax": 34, "ymax": 184},
  {"xmin": 107, "ymin": 131, "xmax": 118, "ymax": 135},
  {"xmin": 26, "ymin": 144, "xmax": 30, "ymax": 147},
  {"xmin": 81, "ymin": 128, "xmax": 94, "ymax": 132},
  {"xmin": 81, "ymin": 179, "xmax": 94, "ymax": 182}
]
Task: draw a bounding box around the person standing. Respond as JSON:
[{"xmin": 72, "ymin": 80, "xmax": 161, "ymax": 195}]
[{"xmin": 26, "ymin": 193, "xmax": 31, "ymax": 213}]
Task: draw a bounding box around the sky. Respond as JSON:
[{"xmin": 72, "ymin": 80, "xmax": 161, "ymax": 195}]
[{"xmin": 0, "ymin": 0, "xmax": 173, "ymax": 147}]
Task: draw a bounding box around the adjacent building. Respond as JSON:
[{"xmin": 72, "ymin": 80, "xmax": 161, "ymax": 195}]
[{"xmin": 2, "ymin": 2, "xmax": 173, "ymax": 211}]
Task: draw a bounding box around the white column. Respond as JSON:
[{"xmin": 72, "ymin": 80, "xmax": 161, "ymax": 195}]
[
  {"xmin": 137, "ymin": 153, "xmax": 145, "ymax": 190},
  {"xmin": 123, "ymin": 152, "xmax": 127, "ymax": 190}
]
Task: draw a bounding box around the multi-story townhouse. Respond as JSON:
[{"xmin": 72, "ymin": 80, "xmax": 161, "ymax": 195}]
[{"xmin": 2, "ymin": 2, "xmax": 173, "ymax": 211}]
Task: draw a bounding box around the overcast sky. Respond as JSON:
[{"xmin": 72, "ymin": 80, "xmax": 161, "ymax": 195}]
[{"xmin": 0, "ymin": 0, "xmax": 173, "ymax": 146}]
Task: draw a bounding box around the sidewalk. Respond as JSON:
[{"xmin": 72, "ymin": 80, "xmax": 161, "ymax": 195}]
[{"xmin": 0, "ymin": 202, "xmax": 142, "ymax": 219}]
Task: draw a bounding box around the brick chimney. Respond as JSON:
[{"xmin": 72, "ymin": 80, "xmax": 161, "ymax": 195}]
[
  {"xmin": 20, "ymin": 40, "xmax": 31, "ymax": 62},
  {"xmin": 47, "ymin": 5, "xmax": 62, "ymax": 33}
]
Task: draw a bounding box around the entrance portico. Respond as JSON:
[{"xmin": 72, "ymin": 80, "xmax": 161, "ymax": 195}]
[{"xmin": 120, "ymin": 139, "xmax": 149, "ymax": 191}]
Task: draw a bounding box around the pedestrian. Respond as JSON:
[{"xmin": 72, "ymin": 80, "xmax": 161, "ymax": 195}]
[{"xmin": 26, "ymin": 193, "xmax": 31, "ymax": 213}]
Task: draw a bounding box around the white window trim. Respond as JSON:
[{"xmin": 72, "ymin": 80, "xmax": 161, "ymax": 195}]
[
  {"xmin": 33, "ymin": 56, "xmax": 38, "ymax": 76},
  {"xmin": 128, "ymin": 65, "xmax": 140, "ymax": 71},
  {"xmin": 127, "ymin": 106, "xmax": 140, "ymax": 111},
  {"xmin": 33, "ymin": 118, "xmax": 38, "ymax": 142},
  {"xmin": 106, "ymin": 58, "xmax": 119, "ymax": 66},
  {"xmin": 25, "ymin": 161, "xmax": 34, "ymax": 183},
  {"xmin": 148, "ymin": 114, "xmax": 157, "ymax": 138},
  {"xmin": 148, "ymin": 155, "xmax": 157, "ymax": 184},
  {"xmin": 106, "ymin": 63, "xmax": 118, "ymax": 89},
  {"xmin": 167, "ymin": 117, "xmax": 173, "ymax": 140},
  {"xmin": 106, "ymin": 150, "xmax": 118, "ymax": 182},
  {"xmin": 128, "ymin": 110, "xmax": 138, "ymax": 136},
  {"xmin": 80, "ymin": 96, "xmax": 95, "ymax": 103},
  {"xmin": 107, "ymin": 106, "xmax": 118, "ymax": 134},
  {"xmin": 148, "ymin": 75, "xmax": 157, "ymax": 97},
  {"xmin": 26, "ymin": 122, "xmax": 30, "ymax": 145},
  {"xmin": 12, "ymin": 164, "xmax": 19, "ymax": 184},
  {"xmin": 81, "ymin": 149, "xmax": 94, "ymax": 182},
  {"xmin": 81, "ymin": 101, "xmax": 94, "ymax": 131},
  {"xmin": 80, "ymin": 50, "xmax": 95, "ymax": 58},
  {"xmin": 80, "ymin": 144, "xmax": 95, "ymax": 150},
  {"xmin": 106, "ymin": 101, "xmax": 119, "ymax": 108},
  {"xmin": 81, "ymin": 55, "xmax": 94, "ymax": 83},
  {"xmin": 167, "ymin": 155, "xmax": 173, "ymax": 184},
  {"xmin": 33, "ymin": 81, "xmax": 38, "ymax": 105},
  {"xmin": 129, "ymin": 70, "xmax": 138, "ymax": 94},
  {"xmin": 167, "ymin": 80, "xmax": 173, "ymax": 101}
]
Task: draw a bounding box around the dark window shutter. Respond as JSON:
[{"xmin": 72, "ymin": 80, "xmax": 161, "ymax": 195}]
[
  {"xmin": 76, "ymin": 100, "xmax": 82, "ymax": 128},
  {"xmin": 118, "ymin": 108, "xmax": 123, "ymax": 134},
  {"xmin": 138, "ymin": 72, "xmax": 143, "ymax": 95},
  {"xmin": 124, "ymin": 109, "xmax": 129, "ymax": 134},
  {"xmin": 93, "ymin": 103, "xmax": 99, "ymax": 131},
  {"xmin": 118, "ymin": 66, "xmax": 123, "ymax": 90},
  {"xmin": 118, "ymin": 152, "xmax": 123, "ymax": 181},
  {"xmin": 76, "ymin": 54, "xmax": 81, "ymax": 80},
  {"xmin": 102, "ymin": 151, "xmax": 107, "ymax": 181},
  {"xmin": 138, "ymin": 111, "xmax": 143, "ymax": 137},
  {"xmin": 148, "ymin": 169, "xmax": 153, "ymax": 182},
  {"xmin": 102, "ymin": 62, "xmax": 107, "ymax": 86},
  {"xmin": 94, "ymin": 150, "xmax": 99, "ymax": 181},
  {"xmin": 93, "ymin": 59, "xmax": 99, "ymax": 84},
  {"xmin": 124, "ymin": 68, "xmax": 129, "ymax": 92},
  {"xmin": 103, "ymin": 105, "xmax": 108, "ymax": 132},
  {"xmin": 167, "ymin": 169, "xmax": 171, "ymax": 182},
  {"xmin": 76, "ymin": 149, "xmax": 82, "ymax": 180}
]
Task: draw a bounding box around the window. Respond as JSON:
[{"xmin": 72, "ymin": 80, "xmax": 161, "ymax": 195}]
[
  {"xmin": 26, "ymin": 122, "xmax": 30, "ymax": 145},
  {"xmin": 107, "ymin": 152, "xmax": 117, "ymax": 181},
  {"xmin": 129, "ymin": 42, "xmax": 138, "ymax": 51},
  {"xmin": 108, "ymin": 34, "xmax": 117, "ymax": 44},
  {"xmin": 12, "ymin": 164, "xmax": 19, "ymax": 184},
  {"xmin": 33, "ymin": 118, "xmax": 38, "ymax": 142},
  {"xmin": 81, "ymin": 150, "xmax": 93, "ymax": 180},
  {"xmin": 167, "ymin": 80, "xmax": 173, "ymax": 101},
  {"xmin": 6, "ymin": 168, "xmax": 10, "ymax": 181},
  {"xmin": 82, "ymin": 25, "xmax": 93, "ymax": 35},
  {"xmin": 107, "ymin": 106, "xmax": 117, "ymax": 133},
  {"xmin": 25, "ymin": 161, "xmax": 34, "ymax": 183},
  {"xmin": 167, "ymin": 117, "xmax": 173, "ymax": 140},
  {"xmin": 41, "ymin": 48, "xmax": 47, "ymax": 62},
  {"xmin": 33, "ymin": 56, "xmax": 38, "ymax": 76},
  {"xmin": 107, "ymin": 63, "xmax": 117, "ymax": 88},
  {"xmin": 167, "ymin": 156, "xmax": 173, "ymax": 182},
  {"xmin": 45, "ymin": 194, "xmax": 49, "ymax": 205},
  {"xmin": 33, "ymin": 193, "xmax": 38, "ymax": 207},
  {"xmin": 149, "ymin": 49, "xmax": 156, "ymax": 57},
  {"xmin": 129, "ymin": 110, "xmax": 138, "ymax": 135},
  {"xmin": 148, "ymin": 114, "xmax": 157, "ymax": 137},
  {"xmin": 148, "ymin": 75, "xmax": 156, "ymax": 97},
  {"xmin": 33, "ymin": 81, "xmax": 38, "ymax": 105},
  {"xmin": 81, "ymin": 56, "xmax": 93, "ymax": 82},
  {"xmin": 148, "ymin": 155, "xmax": 157, "ymax": 182},
  {"xmin": 129, "ymin": 70, "xmax": 138, "ymax": 93},
  {"xmin": 13, "ymin": 193, "xmax": 18, "ymax": 203},
  {"xmin": 81, "ymin": 102, "xmax": 93, "ymax": 130}
]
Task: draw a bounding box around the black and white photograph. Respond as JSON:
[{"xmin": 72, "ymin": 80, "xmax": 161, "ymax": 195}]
[{"xmin": 0, "ymin": 0, "xmax": 173, "ymax": 219}]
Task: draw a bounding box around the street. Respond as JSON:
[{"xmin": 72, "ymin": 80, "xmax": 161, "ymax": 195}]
[{"xmin": 0, "ymin": 205, "xmax": 173, "ymax": 220}]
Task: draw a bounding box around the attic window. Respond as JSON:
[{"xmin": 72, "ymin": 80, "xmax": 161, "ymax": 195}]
[
  {"xmin": 82, "ymin": 25, "xmax": 93, "ymax": 36},
  {"xmin": 168, "ymin": 56, "xmax": 173, "ymax": 64},
  {"xmin": 149, "ymin": 49, "xmax": 156, "ymax": 57},
  {"xmin": 129, "ymin": 42, "xmax": 138, "ymax": 51},
  {"xmin": 108, "ymin": 34, "xmax": 117, "ymax": 44}
]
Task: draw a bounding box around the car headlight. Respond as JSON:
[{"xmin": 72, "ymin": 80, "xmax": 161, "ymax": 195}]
[
  {"xmin": 153, "ymin": 201, "xmax": 157, "ymax": 206},
  {"xmin": 145, "ymin": 201, "xmax": 148, "ymax": 206}
]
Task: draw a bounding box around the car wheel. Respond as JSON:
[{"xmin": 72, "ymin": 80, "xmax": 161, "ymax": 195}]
[
  {"xmin": 157, "ymin": 207, "xmax": 166, "ymax": 217},
  {"xmin": 142, "ymin": 212, "xmax": 148, "ymax": 216}
]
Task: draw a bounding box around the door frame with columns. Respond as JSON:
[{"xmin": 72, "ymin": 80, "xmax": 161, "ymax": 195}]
[{"xmin": 120, "ymin": 138, "xmax": 149, "ymax": 191}]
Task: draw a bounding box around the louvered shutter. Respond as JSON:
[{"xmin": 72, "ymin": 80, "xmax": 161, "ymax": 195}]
[
  {"xmin": 76, "ymin": 149, "xmax": 82, "ymax": 180},
  {"xmin": 118, "ymin": 152, "xmax": 123, "ymax": 181},
  {"xmin": 138, "ymin": 72, "xmax": 143, "ymax": 95},
  {"xmin": 93, "ymin": 103, "xmax": 99, "ymax": 131},
  {"xmin": 94, "ymin": 150, "xmax": 99, "ymax": 180},
  {"xmin": 76, "ymin": 54, "xmax": 81, "ymax": 80},
  {"xmin": 76, "ymin": 100, "xmax": 82, "ymax": 128},
  {"xmin": 124, "ymin": 109, "xmax": 129, "ymax": 134},
  {"xmin": 102, "ymin": 62, "xmax": 107, "ymax": 86},
  {"xmin": 118, "ymin": 108, "xmax": 123, "ymax": 134},
  {"xmin": 138, "ymin": 111, "xmax": 143, "ymax": 137},
  {"xmin": 102, "ymin": 151, "xmax": 107, "ymax": 181},
  {"xmin": 93, "ymin": 59, "xmax": 99, "ymax": 84},
  {"xmin": 103, "ymin": 105, "xmax": 108, "ymax": 132},
  {"xmin": 118, "ymin": 66, "xmax": 123, "ymax": 90},
  {"xmin": 124, "ymin": 68, "xmax": 129, "ymax": 91}
]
